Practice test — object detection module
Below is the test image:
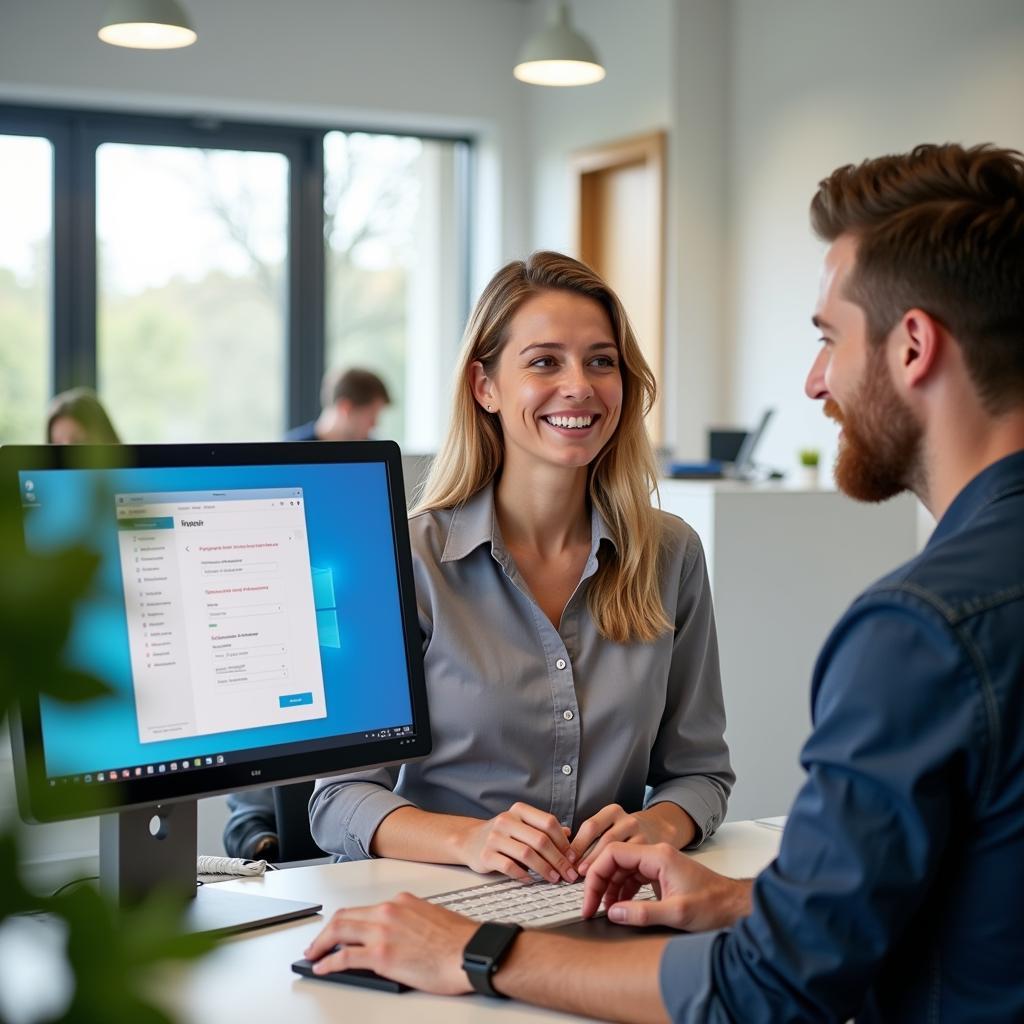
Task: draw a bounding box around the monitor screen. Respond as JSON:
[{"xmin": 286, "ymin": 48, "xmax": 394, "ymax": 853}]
[{"xmin": 6, "ymin": 442, "xmax": 430, "ymax": 824}]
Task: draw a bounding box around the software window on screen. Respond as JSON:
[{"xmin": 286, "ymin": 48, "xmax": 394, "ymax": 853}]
[{"xmin": 115, "ymin": 488, "xmax": 326, "ymax": 743}]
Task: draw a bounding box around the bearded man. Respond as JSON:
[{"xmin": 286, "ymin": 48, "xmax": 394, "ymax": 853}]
[{"xmin": 303, "ymin": 144, "xmax": 1024, "ymax": 1023}]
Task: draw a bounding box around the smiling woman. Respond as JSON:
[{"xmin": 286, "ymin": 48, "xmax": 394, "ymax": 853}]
[
  {"xmin": 472, "ymin": 288, "xmax": 622, "ymax": 481},
  {"xmin": 309, "ymin": 251, "xmax": 734, "ymax": 885}
]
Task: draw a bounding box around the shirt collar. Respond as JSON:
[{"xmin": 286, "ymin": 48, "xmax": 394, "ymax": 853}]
[
  {"xmin": 927, "ymin": 449, "xmax": 1024, "ymax": 548},
  {"xmin": 440, "ymin": 479, "xmax": 617, "ymax": 565}
]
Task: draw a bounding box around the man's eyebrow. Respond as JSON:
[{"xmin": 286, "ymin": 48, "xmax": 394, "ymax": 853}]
[
  {"xmin": 518, "ymin": 341, "xmax": 617, "ymax": 355},
  {"xmin": 812, "ymin": 315, "xmax": 836, "ymax": 332}
]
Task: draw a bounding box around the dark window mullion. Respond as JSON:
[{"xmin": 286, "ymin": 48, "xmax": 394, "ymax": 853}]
[
  {"xmin": 47, "ymin": 117, "xmax": 74, "ymax": 395},
  {"xmin": 455, "ymin": 140, "xmax": 474, "ymax": 327},
  {"xmin": 68, "ymin": 119, "xmax": 98, "ymax": 391},
  {"xmin": 289, "ymin": 132, "xmax": 326, "ymax": 429}
]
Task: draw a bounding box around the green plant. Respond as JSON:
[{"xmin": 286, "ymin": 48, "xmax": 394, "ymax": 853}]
[
  {"xmin": 0, "ymin": 460, "xmax": 214, "ymax": 1024},
  {"xmin": 799, "ymin": 448, "xmax": 821, "ymax": 468}
]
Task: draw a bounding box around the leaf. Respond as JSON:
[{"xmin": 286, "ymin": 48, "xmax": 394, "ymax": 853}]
[
  {"xmin": 52, "ymin": 885, "xmax": 216, "ymax": 1024},
  {"xmin": 0, "ymin": 831, "xmax": 38, "ymax": 919},
  {"xmin": 0, "ymin": 470, "xmax": 215, "ymax": 1024},
  {"xmin": 38, "ymin": 667, "xmax": 113, "ymax": 705}
]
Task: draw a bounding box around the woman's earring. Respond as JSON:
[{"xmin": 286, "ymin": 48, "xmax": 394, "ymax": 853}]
[{"xmin": 486, "ymin": 405, "xmax": 494, "ymax": 412}]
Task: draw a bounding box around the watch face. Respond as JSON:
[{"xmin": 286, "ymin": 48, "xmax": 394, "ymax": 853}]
[{"xmin": 463, "ymin": 922, "xmax": 522, "ymax": 999}]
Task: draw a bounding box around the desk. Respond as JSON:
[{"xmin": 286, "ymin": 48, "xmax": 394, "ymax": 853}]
[{"xmin": 171, "ymin": 821, "xmax": 781, "ymax": 1024}]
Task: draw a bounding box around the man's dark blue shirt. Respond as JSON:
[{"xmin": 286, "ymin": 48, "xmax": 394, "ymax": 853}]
[{"xmin": 660, "ymin": 451, "xmax": 1024, "ymax": 1021}]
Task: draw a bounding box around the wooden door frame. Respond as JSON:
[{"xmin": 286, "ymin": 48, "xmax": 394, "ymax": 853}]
[{"xmin": 568, "ymin": 131, "xmax": 667, "ymax": 441}]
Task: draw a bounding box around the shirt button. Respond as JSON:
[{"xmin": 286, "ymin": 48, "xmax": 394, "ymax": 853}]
[
  {"xmin": 561, "ymin": 764, "xmax": 572, "ymax": 775},
  {"xmin": 555, "ymin": 658, "xmax": 567, "ymax": 670},
  {"xmin": 562, "ymin": 709, "xmax": 574, "ymax": 721}
]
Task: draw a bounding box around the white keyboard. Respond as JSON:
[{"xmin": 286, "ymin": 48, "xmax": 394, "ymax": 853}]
[{"xmin": 426, "ymin": 877, "xmax": 655, "ymax": 929}]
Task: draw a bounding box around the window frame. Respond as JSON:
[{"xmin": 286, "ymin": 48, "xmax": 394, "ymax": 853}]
[{"xmin": 0, "ymin": 103, "xmax": 472, "ymax": 432}]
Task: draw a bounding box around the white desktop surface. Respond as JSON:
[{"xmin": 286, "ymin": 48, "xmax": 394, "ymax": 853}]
[{"xmin": 170, "ymin": 821, "xmax": 781, "ymax": 1024}]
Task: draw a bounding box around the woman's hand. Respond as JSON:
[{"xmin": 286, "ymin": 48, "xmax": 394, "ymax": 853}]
[
  {"xmin": 457, "ymin": 801, "xmax": 579, "ymax": 883},
  {"xmin": 570, "ymin": 802, "xmax": 696, "ymax": 874}
]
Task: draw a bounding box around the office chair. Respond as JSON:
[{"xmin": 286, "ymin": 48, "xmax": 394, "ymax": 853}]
[{"xmin": 272, "ymin": 781, "xmax": 329, "ymax": 862}]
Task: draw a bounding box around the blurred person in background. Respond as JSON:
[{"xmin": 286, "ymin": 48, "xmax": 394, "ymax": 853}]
[
  {"xmin": 285, "ymin": 366, "xmax": 390, "ymax": 441},
  {"xmin": 46, "ymin": 387, "xmax": 121, "ymax": 445}
]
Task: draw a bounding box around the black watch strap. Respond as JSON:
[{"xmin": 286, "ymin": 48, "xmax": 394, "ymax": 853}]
[{"xmin": 462, "ymin": 922, "xmax": 523, "ymax": 998}]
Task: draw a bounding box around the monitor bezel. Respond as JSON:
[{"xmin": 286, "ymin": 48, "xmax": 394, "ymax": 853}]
[{"xmin": 3, "ymin": 440, "xmax": 431, "ymax": 824}]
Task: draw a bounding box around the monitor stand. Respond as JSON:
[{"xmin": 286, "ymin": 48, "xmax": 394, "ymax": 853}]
[{"xmin": 99, "ymin": 800, "xmax": 322, "ymax": 936}]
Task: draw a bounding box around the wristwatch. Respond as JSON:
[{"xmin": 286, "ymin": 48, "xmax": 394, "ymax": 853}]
[{"xmin": 462, "ymin": 922, "xmax": 523, "ymax": 998}]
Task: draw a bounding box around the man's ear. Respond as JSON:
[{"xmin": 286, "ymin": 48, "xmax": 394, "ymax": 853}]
[
  {"xmin": 470, "ymin": 360, "xmax": 496, "ymax": 412},
  {"xmin": 895, "ymin": 308, "xmax": 943, "ymax": 390}
]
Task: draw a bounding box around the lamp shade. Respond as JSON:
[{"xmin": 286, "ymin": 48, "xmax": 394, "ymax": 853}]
[
  {"xmin": 514, "ymin": 2, "xmax": 605, "ymax": 87},
  {"xmin": 98, "ymin": 0, "xmax": 197, "ymax": 49}
]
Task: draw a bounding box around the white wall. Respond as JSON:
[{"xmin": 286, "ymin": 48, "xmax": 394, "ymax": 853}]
[
  {"xmin": 665, "ymin": 0, "xmax": 732, "ymax": 459},
  {"xmin": 527, "ymin": 0, "xmax": 673, "ymax": 250},
  {"xmin": 526, "ymin": 0, "xmax": 732, "ymax": 458},
  {"xmin": 727, "ymin": 0, "xmax": 1024, "ymax": 477},
  {"xmin": 0, "ymin": 0, "xmax": 534, "ymax": 291}
]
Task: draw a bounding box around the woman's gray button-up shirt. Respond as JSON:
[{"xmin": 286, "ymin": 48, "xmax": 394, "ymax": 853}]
[{"xmin": 310, "ymin": 483, "xmax": 734, "ymax": 861}]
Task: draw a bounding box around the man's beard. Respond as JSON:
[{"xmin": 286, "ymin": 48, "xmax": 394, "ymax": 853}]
[{"xmin": 825, "ymin": 350, "xmax": 923, "ymax": 502}]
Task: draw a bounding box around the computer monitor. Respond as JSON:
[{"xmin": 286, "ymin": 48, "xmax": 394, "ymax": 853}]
[
  {"xmin": 668, "ymin": 409, "xmax": 775, "ymax": 481},
  {"xmin": 3, "ymin": 441, "xmax": 430, "ymax": 934},
  {"xmin": 729, "ymin": 408, "xmax": 774, "ymax": 480}
]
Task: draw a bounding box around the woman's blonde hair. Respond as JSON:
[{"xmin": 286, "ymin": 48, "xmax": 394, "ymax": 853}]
[{"xmin": 415, "ymin": 251, "xmax": 670, "ymax": 644}]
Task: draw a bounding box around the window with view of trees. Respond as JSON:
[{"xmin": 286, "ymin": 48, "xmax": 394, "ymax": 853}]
[
  {"xmin": 0, "ymin": 134, "xmax": 52, "ymax": 443},
  {"xmin": 97, "ymin": 143, "xmax": 290, "ymax": 442},
  {"xmin": 0, "ymin": 107, "xmax": 470, "ymax": 448}
]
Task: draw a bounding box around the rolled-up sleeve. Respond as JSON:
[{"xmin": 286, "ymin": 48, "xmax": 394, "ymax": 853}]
[
  {"xmin": 646, "ymin": 529, "xmax": 734, "ymax": 845},
  {"xmin": 309, "ymin": 767, "xmax": 414, "ymax": 860}
]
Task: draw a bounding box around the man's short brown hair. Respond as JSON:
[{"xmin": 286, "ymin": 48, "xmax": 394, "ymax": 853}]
[
  {"xmin": 810, "ymin": 143, "xmax": 1024, "ymax": 413},
  {"xmin": 322, "ymin": 367, "xmax": 391, "ymax": 409}
]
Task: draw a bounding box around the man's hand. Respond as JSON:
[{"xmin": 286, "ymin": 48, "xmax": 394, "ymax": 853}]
[
  {"xmin": 457, "ymin": 801, "xmax": 579, "ymax": 883},
  {"xmin": 304, "ymin": 893, "xmax": 478, "ymax": 994},
  {"xmin": 581, "ymin": 841, "xmax": 753, "ymax": 932},
  {"xmin": 570, "ymin": 803, "xmax": 696, "ymax": 874}
]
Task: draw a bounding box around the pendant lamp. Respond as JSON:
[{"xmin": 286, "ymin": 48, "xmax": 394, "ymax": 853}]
[
  {"xmin": 99, "ymin": 0, "xmax": 197, "ymax": 49},
  {"xmin": 514, "ymin": 2, "xmax": 605, "ymax": 87}
]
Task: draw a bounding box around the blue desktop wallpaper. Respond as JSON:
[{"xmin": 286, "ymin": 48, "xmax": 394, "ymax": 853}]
[{"xmin": 18, "ymin": 462, "xmax": 414, "ymax": 776}]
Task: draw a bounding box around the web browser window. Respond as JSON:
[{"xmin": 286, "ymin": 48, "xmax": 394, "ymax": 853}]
[{"xmin": 114, "ymin": 488, "xmax": 326, "ymax": 743}]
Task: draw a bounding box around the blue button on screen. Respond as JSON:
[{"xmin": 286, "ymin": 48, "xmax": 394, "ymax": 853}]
[{"xmin": 279, "ymin": 692, "xmax": 314, "ymax": 708}]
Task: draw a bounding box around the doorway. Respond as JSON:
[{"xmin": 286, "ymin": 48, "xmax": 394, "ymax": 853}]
[{"xmin": 571, "ymin": 131, "xmax": 666, "ymax": 441}]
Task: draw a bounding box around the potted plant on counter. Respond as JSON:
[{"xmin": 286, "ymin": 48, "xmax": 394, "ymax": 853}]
[{"xmin": 798, "ymin": 448, "xmax": 821, "ymax": 488}]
